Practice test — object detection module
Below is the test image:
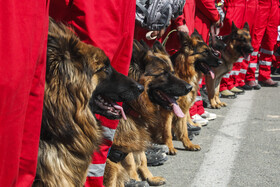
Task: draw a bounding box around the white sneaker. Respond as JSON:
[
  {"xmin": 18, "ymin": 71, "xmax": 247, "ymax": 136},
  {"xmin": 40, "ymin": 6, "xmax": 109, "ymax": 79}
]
[
  {"xmin": 192, "ymin": 114, "xmax": 209, "ymax": 126},
  {"xmin": 201, "ymin": 111, "xmax": 217, "ymax": 121}
]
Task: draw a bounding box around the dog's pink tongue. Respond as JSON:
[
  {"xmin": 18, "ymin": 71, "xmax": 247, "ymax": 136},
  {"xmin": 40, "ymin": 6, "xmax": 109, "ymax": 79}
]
[
  {"xmin": 245, "ymin": 54, "xmax": 250, "ymax": 61},
  {"xmin": 210, "ymin": 70, "xmax": 215, "ymax": 79},
  {"xmin": 172, "ymin": 103, "xmax": 185, "ymax": 118},
  {"xmin": 113, "ymin": 104, "xmax": 127, "ymax": 120}
]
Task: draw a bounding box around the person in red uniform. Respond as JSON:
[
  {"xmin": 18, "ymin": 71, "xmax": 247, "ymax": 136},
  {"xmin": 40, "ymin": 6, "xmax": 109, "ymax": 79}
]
[
  {"xmin": 218, "ymin": 0, "xmax": 250, "ymax": 98},
  {"xmin": 245, "ymin": 0, "xmax": 279, "ymax": 87},
  {"xmin": 235, "ymin": 0, "xmax": 260, "ymax": 90},
  {"xmin": 0, "ymin": 1, "xmax": 49, "ymax": 186},
  {"xmin": 49, "ymin": 1, "xmax": 136, "ymax": 186},
  {"xmin": 194, "ymin": 0, "xmax": 221, "ymax": 44}
]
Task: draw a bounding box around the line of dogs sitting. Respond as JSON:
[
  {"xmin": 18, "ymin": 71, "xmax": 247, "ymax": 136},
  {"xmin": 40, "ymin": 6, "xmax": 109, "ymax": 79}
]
[{"xmin": 32, "ymin": 18, "xmax": 253, "ymax": 186}]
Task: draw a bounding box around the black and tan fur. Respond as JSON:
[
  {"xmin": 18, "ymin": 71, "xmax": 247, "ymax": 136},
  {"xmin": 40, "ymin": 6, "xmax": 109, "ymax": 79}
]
[
  {"xmin": 206, "ymin": 22, "xmax": 253, "ymax": 109},
  {"xmin": 156, "ymin": 31, "xmax": 221, "ymax": 154},
  {"xmin": 33, "ymin": 18, "xmax": 143, "ymax": 187},
  {"xmin": 103, "ymin": 40, "xmax": 192, "ymax": 186}
]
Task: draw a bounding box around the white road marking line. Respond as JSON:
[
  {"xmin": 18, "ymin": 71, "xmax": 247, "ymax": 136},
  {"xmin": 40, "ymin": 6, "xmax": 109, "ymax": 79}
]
[{"xmin": 191, "ymin": 91, "xmax": 256, "ymax": 187}]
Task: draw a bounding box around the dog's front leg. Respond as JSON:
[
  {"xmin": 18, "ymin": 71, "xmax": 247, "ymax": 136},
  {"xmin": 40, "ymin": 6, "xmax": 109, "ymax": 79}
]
[
  {"xmin": 205, "ymin": 76, "xmax": 220, "ymax": 109},
  {"xmin": 122, "ymin": 153, "xmax": 141, "ymax": 181},
  {"xmin": 137, "ymin": 151, "xmax": 166, "ymax": 186},
  {"xmin": 104, "ymin": 159, "xmax": 127, "ymax": 187},
  {"xmin": 161, "ymin": 112, "xmax": 177, "ymax": 155},
  {"xmin": 174, "ymin": 116, "xmax": 201, "ymax": 151},
  {"xmin": 214, "ymin": 84, "xmax": 227, "ymax": 107}
]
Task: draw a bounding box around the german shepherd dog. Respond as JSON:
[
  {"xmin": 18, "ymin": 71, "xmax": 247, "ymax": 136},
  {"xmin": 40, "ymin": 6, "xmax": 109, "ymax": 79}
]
[
  {"xmin": 205, "ymin": 22, "xmax": 253, "ymax": 109},
  {"xmin": 33, "ymin": 18, "xmax": 143, "ymax": 187},
  {"xmin": 103, "ymin": 40, "xmax": 192, "ymax": 187},
  {"xmin": 157, "ymin": 30, "xmax": 222, "ymax": 154}
]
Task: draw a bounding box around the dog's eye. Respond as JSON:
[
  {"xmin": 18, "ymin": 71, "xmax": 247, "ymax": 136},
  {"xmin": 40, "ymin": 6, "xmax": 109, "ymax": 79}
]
[{"xmin": 95, "ymin": 65, "xmax": 109, "ymax": 73}]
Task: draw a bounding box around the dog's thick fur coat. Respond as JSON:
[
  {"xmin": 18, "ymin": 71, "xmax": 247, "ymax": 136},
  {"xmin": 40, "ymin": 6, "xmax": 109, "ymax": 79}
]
[
  {"xmin": 103, "ymin": 40, "xmax": 192, "ymax": 186},
  {"xmin": 206, "ymin": 22, "xmax": 253, "ymax": 109},
  {"xmin": 34, "ymin": 18, "xmax": 142, "ymax": 187}
]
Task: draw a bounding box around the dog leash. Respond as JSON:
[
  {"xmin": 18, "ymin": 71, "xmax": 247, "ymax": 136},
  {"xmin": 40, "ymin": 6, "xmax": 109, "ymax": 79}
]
[
  {"xmin": 210, "ymin": 25, "xmax": 222, "ymax": 58},
  {"xmin": 162, "ymin": 29, "xmax": 177, "ymax": 47}
]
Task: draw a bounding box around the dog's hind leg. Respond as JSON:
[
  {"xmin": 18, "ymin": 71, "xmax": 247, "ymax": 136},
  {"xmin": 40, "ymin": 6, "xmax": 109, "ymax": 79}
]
[
  {"xmin": 173, "ymin": 116, "xmax": 201, "ymax": 151},
  {"xmin": 137, "ymin": 152, "xmax": 166, "ymax": 186}
]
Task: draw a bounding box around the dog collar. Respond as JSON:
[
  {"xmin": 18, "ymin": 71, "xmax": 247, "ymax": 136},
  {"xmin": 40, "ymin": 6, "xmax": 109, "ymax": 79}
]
[
  {"xmin": 108, "ymin": 148, "xmax": 128, "ymax": 163},
  {"xmin": 123, "ymin": 103, "xmax": 142, "ymax": 119}
]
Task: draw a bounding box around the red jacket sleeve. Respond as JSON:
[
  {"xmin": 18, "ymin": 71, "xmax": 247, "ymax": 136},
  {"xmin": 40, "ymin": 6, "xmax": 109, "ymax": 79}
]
[
  {"xmin": 174, "ymin": 9, "xmax": 186, "ymax": 27},
  {"xmin": 195, "ymin": 0, "xmax": 220, "ymax": 23}
]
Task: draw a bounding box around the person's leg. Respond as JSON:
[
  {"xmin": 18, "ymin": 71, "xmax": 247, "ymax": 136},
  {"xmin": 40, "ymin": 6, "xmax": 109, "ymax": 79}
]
[
  {"xmin": 220, "ymin": 73, "xmax": 236, "ymax": 98},
  {"xmin": 0, "ymin": 1, "xmax": 49, "ymax": 186},
  {"xmin": 237, "ymin": 57, "xmax": 250, "ymax": 87},
  {"xmin": 245, "ymin": 0, "xmax": 274, "ymax": 86},
  {"xmin": 231, "ymin": 57, "xmax": 244, "ymax": 87},
  {"xmin": 229, "ymin": 58, "xmax": 245, "ymax": 94},
  {"xmin": 258, "ymin": 0, "xmax": 279, "ymax": 86}
]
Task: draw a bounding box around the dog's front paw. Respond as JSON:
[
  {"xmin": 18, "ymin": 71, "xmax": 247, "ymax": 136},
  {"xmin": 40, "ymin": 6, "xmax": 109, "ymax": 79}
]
[
  {"xmin": 168, "ymin": 147, "xmax": 177, "ymax": 155},
  {"xmin": 147, "ymin": 176, "xmax": 166, "ymax": 186},
  {"xmin": 219, "ymin": 102, "xmax": 227, "ymax": 107},
  {"xmin": 211, "ymin": 104, "xmax": 221, "ymax": 109},
  {"xmin": 186, "ymin": 144, "xmax": 201, "ymax": 151}
]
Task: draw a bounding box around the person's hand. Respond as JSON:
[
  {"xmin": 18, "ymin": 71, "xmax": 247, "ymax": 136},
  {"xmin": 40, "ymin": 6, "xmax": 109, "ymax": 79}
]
[
  {"xmin": 215, "ymin": 19, "xmax": 223, "ymax": 28},
  {"xmin": 177, "ymin": 24, "xmax": 189, "ymax": 34},
  {"xmin": 150, "ymin": 29, "xmax": 166, "ymax": 39}
]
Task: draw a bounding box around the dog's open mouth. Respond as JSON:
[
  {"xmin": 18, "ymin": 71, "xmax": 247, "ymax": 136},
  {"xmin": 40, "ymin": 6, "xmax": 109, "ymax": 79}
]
[
  {"xmin": 241, "ymin": 50, "xmax": 250, "ymax": 60},
  {"xmin": 197, "ymin": 62, "xmax": 215, "ymax": 79},
  {"xmin": 152, "ymin": 90, "xmax": 185, "ymax": 118},
  {"xmin": 92, "ymin": 95, "xmax": 127, "ymax": 120}
]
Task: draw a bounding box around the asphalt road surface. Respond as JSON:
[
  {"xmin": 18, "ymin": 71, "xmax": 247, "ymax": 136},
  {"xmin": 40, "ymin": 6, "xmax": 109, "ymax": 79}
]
[{"xmin": 148, "ymin": 75, "xmax": 280, "ymax": 187}]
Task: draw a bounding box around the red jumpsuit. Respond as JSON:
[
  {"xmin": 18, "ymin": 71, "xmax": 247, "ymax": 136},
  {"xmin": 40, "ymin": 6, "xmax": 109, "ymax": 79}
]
[
  {"xmin": 219, "ymin": 0, "xmax": 247, "ymax": 92},
  {"xmin": 50, "ymin": 1, "xmax": 136, "ymax": 186},
  {"xmin": 245, "ymin": 0, "xmax": 279, "ymax": 82},
  {"xmin": 194, "ymin": 0, "xmax": 220, "ymax": 44},
  {"xmin": 0, "ymin": 1, "xmax": 49, "ymax": 186},
  {"xmin": 235, "ymin": 0, "xmax": 258, "ymax": 87}
]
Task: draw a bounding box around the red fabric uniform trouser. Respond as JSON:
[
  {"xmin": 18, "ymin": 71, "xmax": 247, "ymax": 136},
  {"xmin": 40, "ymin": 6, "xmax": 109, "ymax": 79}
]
[
  {"xmin": 0, "ymin": 1, "xmax": 49, "ymax": 186},
  {"xmin": 50, "ymin": 1, "xmax": 136, "ymax": 186},
  {"xmin": 245, "ymin": 0, "xmax": 279, "ymax": 82}
]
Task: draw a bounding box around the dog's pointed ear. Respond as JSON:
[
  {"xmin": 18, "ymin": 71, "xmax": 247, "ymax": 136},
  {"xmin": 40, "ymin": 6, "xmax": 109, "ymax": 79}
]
[
  {"xmin": 152, "ymin": 40, "xmax": 167, "ymax": 54},
  {"xmin": 192, "ymin": 29, "xmax": 199, "ymax": 36},
  {"xmin": 132, "ymin": 40, "xmax": 146, "ymax": 61},
  {"xmin": 140, "ymin": 40, "xmax": 150, "ymax": 51},
  {"xmin": 243, "ymin": 22, "xmax": 250, "ymax": 31},
  {"xmin": 178, "ymin": 31, "xmax": 192, "ymax": 47},
  {"xmin": 231, "ymin": 21, "xmax": 238, "ymax": 33},
  {"xmin": 191, "ymin": 29, "xmax": 203, "ymax": 41}
]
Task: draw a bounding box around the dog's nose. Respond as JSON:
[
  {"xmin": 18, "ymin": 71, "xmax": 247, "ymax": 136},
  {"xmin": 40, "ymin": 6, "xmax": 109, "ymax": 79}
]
[
  {"xmin": 136, "ymin": 84, "xmax": 144, "ymax": 93},
  {"xmin": 185, "ymin": 84, "xmax": 193, "ymax": 94},
  {"xmin": 218, "ymin": 60, "xmax": 223, "ymax": 65}
]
